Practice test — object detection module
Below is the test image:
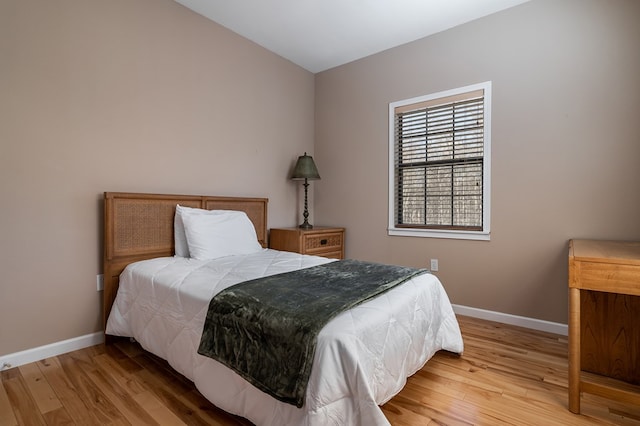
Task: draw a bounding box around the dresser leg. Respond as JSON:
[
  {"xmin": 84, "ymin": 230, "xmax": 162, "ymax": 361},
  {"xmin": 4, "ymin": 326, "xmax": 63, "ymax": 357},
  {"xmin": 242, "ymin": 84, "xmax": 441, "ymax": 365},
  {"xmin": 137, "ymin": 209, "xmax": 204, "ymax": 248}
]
[{"xmin": 568, "ymin": 287, "xmax": 581, "ymax": 413}]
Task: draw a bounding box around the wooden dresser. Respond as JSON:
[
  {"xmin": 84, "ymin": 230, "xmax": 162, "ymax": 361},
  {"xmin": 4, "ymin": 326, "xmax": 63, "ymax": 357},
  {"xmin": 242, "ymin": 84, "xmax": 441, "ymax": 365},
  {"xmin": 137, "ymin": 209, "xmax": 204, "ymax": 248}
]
[
  {"xmin": 568, "ymin": 239, "xmax": 640, "ymax": 414},
  {"xmin": 269, "ymin": 227, "xmax": 344, "ymax": 259}
]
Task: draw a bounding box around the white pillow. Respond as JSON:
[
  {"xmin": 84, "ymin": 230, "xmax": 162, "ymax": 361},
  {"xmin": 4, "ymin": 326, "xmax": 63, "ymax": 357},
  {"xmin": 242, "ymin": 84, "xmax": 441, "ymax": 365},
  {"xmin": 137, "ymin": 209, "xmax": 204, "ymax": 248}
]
[
  {"xmin": 182, "ymin": 210, "xmax": 263, "ymax": 260},
  {"xmin": 174, "ymin": 205, "xmax": 225, "ymax": 257}
]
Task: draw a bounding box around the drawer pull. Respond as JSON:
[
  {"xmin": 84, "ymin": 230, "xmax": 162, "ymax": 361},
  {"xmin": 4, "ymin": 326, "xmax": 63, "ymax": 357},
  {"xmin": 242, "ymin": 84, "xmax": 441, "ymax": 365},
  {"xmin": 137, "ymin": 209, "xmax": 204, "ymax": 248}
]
[{"xmin": 320, "ymin": 239, "xmax": 328, "ymax": 245}]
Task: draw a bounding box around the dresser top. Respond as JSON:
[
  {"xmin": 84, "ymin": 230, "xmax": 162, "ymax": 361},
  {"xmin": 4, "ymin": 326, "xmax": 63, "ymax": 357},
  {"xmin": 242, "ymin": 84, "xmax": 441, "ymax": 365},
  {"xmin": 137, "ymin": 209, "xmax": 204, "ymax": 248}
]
[{"xmin": 570, "ymin": 239, "xmax": 640, "ymax": 265}]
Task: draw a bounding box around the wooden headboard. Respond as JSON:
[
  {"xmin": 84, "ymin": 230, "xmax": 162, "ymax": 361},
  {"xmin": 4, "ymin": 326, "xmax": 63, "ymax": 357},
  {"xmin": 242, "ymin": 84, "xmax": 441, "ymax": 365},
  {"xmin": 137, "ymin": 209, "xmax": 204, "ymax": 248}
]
[{"xmin": 103, "ymin": 192, "xmax": 268, "ymax": 330}]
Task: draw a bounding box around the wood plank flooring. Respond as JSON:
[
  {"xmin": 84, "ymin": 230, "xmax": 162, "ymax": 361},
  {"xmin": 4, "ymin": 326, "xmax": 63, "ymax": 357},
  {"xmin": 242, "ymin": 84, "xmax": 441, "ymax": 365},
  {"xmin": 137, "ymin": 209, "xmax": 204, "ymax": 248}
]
[{"xmin": 2, "ymin": 315, "xmax": 639, "ymax": 425}]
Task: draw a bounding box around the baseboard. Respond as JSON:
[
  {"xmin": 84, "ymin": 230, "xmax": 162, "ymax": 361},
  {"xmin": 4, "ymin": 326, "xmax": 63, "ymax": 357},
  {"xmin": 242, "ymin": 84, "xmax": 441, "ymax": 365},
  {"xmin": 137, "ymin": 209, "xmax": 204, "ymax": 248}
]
[
  {"xmin": 0, "ymin": 306, "xmax": 567, "ymax": 371},
  {"xmin": 452, "ymin": 304, "xmax": 568, "ymax": 336},
  {"xmin": 0, "ymin": 332, "xmax": 104, "ymax": 371}
]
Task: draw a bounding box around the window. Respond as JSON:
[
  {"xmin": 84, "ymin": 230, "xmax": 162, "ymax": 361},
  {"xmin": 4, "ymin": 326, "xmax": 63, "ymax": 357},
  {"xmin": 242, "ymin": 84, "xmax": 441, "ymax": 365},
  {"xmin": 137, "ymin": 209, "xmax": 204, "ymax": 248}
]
[{"xmin": 388, "ymin": 82, "xmax": 491, "ymax": 240}]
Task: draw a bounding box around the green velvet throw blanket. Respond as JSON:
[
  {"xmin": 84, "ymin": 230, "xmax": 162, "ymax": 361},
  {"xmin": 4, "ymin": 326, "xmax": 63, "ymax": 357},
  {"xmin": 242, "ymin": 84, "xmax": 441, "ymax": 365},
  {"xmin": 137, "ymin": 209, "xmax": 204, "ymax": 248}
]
[{"xmin": 197, "ymin": 259, "xmax": 427, "ymax": 407}]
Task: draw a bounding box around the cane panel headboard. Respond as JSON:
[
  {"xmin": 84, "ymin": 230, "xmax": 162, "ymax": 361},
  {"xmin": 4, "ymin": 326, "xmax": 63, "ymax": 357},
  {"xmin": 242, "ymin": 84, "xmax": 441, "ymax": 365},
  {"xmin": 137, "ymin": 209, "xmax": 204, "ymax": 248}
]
[{"xmin": 103, "ymin": 192, "xmax": 268, "ymax": 330}]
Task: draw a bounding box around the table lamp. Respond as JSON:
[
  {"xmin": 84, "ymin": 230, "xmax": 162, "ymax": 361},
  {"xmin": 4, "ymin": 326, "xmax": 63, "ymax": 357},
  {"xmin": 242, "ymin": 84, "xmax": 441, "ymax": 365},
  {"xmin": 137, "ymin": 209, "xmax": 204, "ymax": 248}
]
[{"xmin": 291, "ymin": 152, "xmax": 320, "ymax": 229}]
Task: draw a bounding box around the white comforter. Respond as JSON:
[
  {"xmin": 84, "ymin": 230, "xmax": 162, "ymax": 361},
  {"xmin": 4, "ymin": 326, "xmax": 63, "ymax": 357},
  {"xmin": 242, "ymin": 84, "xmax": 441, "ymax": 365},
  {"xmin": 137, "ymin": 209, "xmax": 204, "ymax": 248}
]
[{"xmin": 106, "ymin": 249, "xmax": 463, "ymax": 426}]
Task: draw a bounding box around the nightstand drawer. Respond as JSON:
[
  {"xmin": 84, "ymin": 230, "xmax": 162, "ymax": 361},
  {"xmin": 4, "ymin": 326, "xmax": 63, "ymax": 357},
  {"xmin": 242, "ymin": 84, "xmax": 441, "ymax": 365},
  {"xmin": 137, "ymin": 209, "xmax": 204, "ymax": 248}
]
[
  {"xmin": 318, "ymin": 250, "xmax": 343, "ymax": 260},
  {"xmin": 303, "ymin": 232, "xmax": 343, "ymax": 255},
  {"xmin": 269, "ymin": 227, "xmax": 345, "ymax": 259}
]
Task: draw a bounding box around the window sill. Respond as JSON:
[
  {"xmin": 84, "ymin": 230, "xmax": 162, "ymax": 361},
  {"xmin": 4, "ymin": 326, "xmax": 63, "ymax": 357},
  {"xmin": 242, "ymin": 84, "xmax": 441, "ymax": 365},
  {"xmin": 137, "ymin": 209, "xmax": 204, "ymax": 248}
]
[{"xmin": 388, "ymin": 227, "xmax": 490, "ymax": 241}]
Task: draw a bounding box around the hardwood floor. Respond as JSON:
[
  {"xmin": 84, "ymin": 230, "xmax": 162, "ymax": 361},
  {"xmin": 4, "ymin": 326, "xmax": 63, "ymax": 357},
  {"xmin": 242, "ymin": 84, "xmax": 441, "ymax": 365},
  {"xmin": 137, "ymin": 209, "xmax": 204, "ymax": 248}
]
[{"xmin": 2, "ymin": 315, "xmax": 639, "ymax": 425}]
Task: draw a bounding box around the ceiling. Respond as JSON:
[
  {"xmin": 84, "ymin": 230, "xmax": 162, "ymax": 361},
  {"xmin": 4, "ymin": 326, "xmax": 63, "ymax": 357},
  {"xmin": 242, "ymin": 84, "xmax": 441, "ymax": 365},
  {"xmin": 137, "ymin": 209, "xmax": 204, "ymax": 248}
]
[{"xmin": 174, "ymin": 0, "xmax": 531, "ymax": 73}]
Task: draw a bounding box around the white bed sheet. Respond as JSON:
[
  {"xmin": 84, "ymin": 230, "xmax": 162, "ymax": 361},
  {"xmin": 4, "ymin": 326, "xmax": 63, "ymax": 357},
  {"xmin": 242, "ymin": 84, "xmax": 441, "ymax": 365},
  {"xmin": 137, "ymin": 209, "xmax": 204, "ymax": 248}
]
[{"xmin": 106, "ymin": 249, "xmax": 463, "ymax": 426}]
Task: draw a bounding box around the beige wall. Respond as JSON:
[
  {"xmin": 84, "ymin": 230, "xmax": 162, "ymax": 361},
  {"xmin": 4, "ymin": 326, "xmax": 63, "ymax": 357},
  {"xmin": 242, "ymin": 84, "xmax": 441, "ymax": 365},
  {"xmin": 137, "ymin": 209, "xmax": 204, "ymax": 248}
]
[
  {"xmin": 314, "ymin": 0, "xmax": 640, "ymax": 323},
  {"xmin": 0, "ymin": 0, "xmax": 314, "ymax": 356},
  {"xmin": 2, "ymin": 0, "xmax": 639, "ymax": 358}
]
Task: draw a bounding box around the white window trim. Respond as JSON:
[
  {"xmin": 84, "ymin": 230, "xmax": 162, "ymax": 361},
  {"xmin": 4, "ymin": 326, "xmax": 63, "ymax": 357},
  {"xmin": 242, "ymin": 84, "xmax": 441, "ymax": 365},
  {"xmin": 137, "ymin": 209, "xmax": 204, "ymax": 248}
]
[{"xmin": 388, "ymin": 81, "xmax": 492, "ymax": 241}]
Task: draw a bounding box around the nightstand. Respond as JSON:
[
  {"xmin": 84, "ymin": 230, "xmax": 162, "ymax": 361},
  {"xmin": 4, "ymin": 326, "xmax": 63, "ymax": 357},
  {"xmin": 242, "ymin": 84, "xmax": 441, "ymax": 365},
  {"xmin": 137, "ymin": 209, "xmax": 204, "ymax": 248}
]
[{"xmin": 269, "ymin": 227, "xmax": 345, "ymax": 259}]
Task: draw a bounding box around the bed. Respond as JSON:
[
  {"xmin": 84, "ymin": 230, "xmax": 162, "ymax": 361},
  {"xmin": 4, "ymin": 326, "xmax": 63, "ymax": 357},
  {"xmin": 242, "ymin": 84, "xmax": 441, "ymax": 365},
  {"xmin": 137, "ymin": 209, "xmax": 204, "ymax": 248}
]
[{"xmin": 103, "ymin": 191, "xmax": 464, "ymax": 426}]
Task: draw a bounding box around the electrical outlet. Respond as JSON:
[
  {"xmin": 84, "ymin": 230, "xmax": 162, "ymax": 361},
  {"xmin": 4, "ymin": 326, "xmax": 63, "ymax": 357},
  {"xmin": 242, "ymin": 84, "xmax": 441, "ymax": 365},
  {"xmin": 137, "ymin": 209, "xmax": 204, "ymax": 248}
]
[
  {"xmin": 97, "ymin": 274, "xmax": 104, "ymax": 291},
  {"xmin": 430, "ymin": 259, "xmax": 439, "ymax": 272}
]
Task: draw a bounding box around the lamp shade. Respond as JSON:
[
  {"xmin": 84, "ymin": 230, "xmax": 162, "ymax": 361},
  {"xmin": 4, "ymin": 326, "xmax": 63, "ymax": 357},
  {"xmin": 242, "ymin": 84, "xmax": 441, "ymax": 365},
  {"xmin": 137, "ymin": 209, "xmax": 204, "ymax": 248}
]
[{"xmin": 291, "ymin": 153, "xmax": 320, "ymax": 180}]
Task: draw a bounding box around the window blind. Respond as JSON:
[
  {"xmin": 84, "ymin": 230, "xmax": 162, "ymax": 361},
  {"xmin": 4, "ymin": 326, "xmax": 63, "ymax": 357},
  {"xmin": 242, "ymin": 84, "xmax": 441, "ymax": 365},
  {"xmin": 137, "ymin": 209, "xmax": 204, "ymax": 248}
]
[{"xmin": 393, "ymin": 90, "xmax": 485, "ymax": 230}]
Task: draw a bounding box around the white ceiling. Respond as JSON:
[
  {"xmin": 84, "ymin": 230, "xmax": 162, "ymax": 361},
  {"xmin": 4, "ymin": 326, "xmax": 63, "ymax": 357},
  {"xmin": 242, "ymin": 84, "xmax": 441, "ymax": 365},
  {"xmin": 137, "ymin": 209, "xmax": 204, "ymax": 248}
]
[{"xmin": 174, "ymin": 0, "xmax": 530, "ymax": 73}]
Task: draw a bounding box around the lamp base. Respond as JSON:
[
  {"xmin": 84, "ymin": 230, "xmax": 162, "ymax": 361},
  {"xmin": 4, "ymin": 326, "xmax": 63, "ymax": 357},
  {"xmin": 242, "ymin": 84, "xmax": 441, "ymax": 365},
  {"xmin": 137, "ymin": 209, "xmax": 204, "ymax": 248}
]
[{"xmin": 298, "ymin": 178, "xmax": 314, "ymax": 230}]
